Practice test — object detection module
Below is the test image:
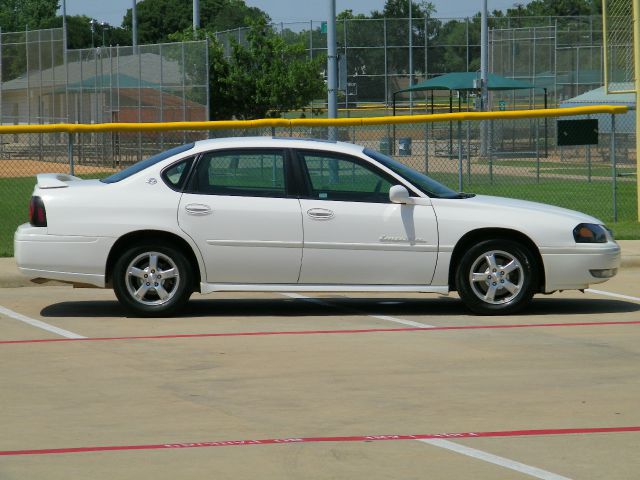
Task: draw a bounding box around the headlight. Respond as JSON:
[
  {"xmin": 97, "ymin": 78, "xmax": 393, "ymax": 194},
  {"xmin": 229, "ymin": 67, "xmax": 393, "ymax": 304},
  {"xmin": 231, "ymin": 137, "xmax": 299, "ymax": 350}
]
[{"xmin": 573, "ymin": 223, "xmax": 609, "ymax": 243}]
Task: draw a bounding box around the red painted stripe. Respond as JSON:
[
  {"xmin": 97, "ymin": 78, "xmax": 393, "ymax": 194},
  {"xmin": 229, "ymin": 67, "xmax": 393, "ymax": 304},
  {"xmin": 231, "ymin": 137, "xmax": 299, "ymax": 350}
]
[
  {"xmin": 1, "ymin": 320, "xmax": 639, "ymax": 345},
  {"xmin": 1, "ymin": 426, "xmax": 639, "ymax": 456}
]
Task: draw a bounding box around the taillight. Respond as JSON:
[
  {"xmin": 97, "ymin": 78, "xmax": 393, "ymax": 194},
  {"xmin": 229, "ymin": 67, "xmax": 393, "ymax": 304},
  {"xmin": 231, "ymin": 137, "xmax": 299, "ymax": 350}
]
[{"xmin": 29, "ymin": 196, "xmax": 47, "ymax": 227}]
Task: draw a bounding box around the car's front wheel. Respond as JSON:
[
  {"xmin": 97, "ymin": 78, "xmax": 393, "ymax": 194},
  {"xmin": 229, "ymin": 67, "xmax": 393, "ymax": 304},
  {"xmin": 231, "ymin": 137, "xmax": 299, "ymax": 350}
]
[
  {"xmin": 113, "ymin": 244, "xmax": 193, "ymax": 317},
  {"xmin": 455, "ymin": 239, "xmax": 538, "ymax": 315}
]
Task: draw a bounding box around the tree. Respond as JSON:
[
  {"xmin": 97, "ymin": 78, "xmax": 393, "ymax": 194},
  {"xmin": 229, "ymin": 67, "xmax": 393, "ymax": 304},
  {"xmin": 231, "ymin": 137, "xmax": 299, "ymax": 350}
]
[
  {"xmin": 371, "ymin": 0, "xmax": 435, "ymax": 18},
  {"xmin": 121, "ymin": 0, "xmax": 269, "ymax": 45},
  {"xmin": 171, "ymin": 19, "xmax": 325, "ymax": 120},
  {"xmin": 0, "ymin": 0, "xmax": 59, "ymax": 32},
  {"xmin": 40, "ymin": 15, "xmax": 130, "ymax": 49},
  {"xmin": 505, "ymin": 0, "xmax": 600, "ymax": 17}
]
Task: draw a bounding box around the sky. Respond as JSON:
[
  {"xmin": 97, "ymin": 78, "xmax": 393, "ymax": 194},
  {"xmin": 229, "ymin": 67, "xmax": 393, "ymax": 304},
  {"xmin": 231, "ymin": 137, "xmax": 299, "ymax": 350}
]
[{"xmin": 60, "ymin": 0, "xmax": 522, "ymax": 27}]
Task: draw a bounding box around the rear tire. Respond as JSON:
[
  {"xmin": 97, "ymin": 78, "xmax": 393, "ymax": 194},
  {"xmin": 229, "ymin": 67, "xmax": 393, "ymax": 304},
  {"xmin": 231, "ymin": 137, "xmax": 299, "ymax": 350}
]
[
  {"xmin": 113, "ymin": 243, "xmax": 192, "ymax": 317},
  {"xmin": 455, "ymin": 239, "xmax": 537, "ymax": 315}
]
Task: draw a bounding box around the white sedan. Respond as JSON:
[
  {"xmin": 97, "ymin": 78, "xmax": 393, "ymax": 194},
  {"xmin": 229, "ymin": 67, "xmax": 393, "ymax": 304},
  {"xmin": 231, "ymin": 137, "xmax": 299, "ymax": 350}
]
[{"xmin": 15, "ymin": 137, "xmax": 620, "ymax": 316}]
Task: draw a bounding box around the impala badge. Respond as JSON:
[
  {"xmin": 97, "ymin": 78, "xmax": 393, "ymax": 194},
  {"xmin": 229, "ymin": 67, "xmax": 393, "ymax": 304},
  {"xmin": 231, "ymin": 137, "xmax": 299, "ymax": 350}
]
[{"xmin": 380, "ymin": 235, "xmax": 427, "ymax": 244}]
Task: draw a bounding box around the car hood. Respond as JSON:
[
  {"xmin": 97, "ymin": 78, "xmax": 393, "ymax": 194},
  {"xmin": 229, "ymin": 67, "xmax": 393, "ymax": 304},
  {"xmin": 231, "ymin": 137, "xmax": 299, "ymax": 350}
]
[{"xmin": 464, "ymin": 194, "xmax": 603, "ymax": 224}]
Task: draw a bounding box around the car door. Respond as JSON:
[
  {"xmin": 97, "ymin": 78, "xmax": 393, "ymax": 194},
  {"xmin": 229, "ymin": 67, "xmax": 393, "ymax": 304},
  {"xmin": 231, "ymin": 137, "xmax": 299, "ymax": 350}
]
[
  {"xmin": 296, "ymin": 150, "xmax": 438, "ymax": 285},
  {"xmin": 178, "ymin": 148, "xmax": 303, "ymax": 284}
]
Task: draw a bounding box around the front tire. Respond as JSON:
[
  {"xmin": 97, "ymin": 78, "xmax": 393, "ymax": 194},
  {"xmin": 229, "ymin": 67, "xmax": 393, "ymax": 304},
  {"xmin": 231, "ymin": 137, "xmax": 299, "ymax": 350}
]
[
  {"xmin": 113, "ymin": 243, "xmax": 193, "ymax": 317},
  {"xmin": 455, "ymin": 239, "xmax": 538, "ymax": 315}
]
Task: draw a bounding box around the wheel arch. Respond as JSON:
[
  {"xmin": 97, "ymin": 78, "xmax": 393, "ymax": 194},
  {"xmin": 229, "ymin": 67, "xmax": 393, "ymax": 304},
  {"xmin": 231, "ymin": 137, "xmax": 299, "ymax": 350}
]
[
  {"xmin": 448, "ymin": 228, "xmax": 545, "ymax": 292},
  {"xmin": 105, "ymin": 230, "xmax": 203, "ymax": 291}
]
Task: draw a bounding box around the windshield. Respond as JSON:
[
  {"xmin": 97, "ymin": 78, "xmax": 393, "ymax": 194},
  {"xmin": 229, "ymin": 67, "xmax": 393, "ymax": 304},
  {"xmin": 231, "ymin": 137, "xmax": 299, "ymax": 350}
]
[
  {"xmin": 101, "ymin": 143, "xmax": 195, "ymax": 184},
  {"xmin": 363, "ymin": 148, "xmax": 461, "ymax": 198}
]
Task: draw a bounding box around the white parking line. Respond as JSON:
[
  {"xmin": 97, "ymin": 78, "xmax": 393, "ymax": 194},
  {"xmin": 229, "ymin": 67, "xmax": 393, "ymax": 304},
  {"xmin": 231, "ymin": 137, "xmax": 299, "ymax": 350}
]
[
  {"xmin": 419, "ymin": 439, "xmax": 571, "ymax": 480},
  {"xmin": 281, "ymin": 293, "xmax": 435, "ymax": 328},
  {"xmin": 585, "ymin": 289, "xmax": 640, "ymax": 303},
  {"xmin": 0, "ymin": 305, "xmax": 86, "ymax": 339}
]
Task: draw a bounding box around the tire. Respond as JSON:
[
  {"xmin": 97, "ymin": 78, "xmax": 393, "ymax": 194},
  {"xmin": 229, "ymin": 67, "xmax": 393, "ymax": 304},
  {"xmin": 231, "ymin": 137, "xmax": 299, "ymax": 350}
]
[
  {"xmin": 455, "ymin": 239, "xmax": 538, "ymax": 315},
  {"xmin": 113, "ymin": 243, "xmax": 193, "ymax": 317}
]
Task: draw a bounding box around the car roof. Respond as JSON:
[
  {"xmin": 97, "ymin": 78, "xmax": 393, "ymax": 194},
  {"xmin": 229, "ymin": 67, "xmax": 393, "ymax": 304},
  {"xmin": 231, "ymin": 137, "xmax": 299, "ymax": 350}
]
[{"xmin": 191, "ymin": 137, "xmax": 366, "ymax": 156}]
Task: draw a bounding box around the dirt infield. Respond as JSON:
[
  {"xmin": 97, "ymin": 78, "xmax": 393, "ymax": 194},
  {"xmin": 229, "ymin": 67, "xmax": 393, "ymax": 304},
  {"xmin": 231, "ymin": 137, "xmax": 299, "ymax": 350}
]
[{"xmin": 0, "ymin": 159, "xmax": 116, "ymax": 178}]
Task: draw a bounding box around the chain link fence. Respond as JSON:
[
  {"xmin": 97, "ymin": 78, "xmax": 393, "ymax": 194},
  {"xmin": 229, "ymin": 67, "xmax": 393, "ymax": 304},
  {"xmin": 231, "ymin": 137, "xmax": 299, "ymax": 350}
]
[
  {"xmin": 1, "ymin": 109, "xmax": 635, "ymax": 256},
  {"xmin": 603, "ymin": 0, "xmax": 634, "ymax": 92},
  {"xmin": 215, "ymin": 15, "xmax": 609, "ymax": 110},
  {"xmin": 0, "ymin": 28, "xmax": 66, "ymax": 124},
  {"xmin": 1, "ymin": 29, "xmax": 209, "ymax": 126}
]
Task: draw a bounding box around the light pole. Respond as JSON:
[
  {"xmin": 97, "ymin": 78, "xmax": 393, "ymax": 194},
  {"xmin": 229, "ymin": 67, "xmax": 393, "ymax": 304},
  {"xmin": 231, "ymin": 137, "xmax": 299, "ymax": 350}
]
[
  {"xmin": 480, "ymin": 0, "xmax": 488, "ymax": 111},
  {"xmin": 480, "ymin": 0, "xmax": 489, "ymax": 156},
  {"xmin": 101, "ymin": 22, "xmax": 107, "ymax": 47},
  {"xmin": 193, "ymin": 0, "xmax": 200, "ymax": 33},
  {"xmin": 409, "ymin": 0, "xmax": 413, "ymax": 113},
  {"xmin": 90, "ymin": 19, "xmax": 96, "ymax": 48},
  {"xmin": 132, "ymin": 0, "xmax": 138, "ymax": 51},
  {"xmin": 327, "ymin": 0, "xmax": 337, "ymax": 138},
  {"xmin": 62, "ymin": 0, "xmax": 67, "ymax": 62}
]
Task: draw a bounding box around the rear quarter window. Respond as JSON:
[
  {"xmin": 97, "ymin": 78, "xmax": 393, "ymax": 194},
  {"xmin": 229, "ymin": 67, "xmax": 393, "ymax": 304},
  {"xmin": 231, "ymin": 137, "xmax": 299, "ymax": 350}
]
[
  {"xmin": 162, "ymin": 157, "xmax": 195, "ymax": 191},
  {"xmin": 101, "ymin": 143, "xmax": 195, "ymax": 184}
]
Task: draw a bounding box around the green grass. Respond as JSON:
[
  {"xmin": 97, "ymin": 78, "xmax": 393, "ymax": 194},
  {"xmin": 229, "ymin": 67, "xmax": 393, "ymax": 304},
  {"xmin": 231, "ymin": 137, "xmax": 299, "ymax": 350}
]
[
  {"xmin": 427, "ymin": 171, "xmax": 638, "ymax": 225},
  {"xmin": 607, "ymin": 221, "xmax": 640, "ymax": 240},
  {"xmin": 1, "ymin": 172, "xmax": 638, "ymax": 257},
  {"xmin": 475, "ymin": 158, "xmax": 637, "ymax": 179},
  {"xmin": 0, "ymin": 177, "xmax": 37, "ymax": 257}
]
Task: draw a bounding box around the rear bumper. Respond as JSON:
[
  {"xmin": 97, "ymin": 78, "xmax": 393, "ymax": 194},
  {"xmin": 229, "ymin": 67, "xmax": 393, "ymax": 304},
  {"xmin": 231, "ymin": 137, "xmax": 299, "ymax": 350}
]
[
  {"xmin": 14, "ymin": 224, "xmax": 113, "ymax": 287},
  {"xmin": 541, "ymin": 242, "xmax": 621, "ymax": 292}
]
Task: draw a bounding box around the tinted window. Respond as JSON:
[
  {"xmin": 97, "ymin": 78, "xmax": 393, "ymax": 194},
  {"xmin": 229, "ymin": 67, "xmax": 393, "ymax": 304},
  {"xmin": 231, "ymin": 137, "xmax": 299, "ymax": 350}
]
[
  {"xmin": 364, "ymin": 147, "xmax": 459, "ymax": 198},
  {"xmin": 190, "ymin": 150, "xmax": 286, "ymax": 197},
  {"xmin": 300, "ymin": 152, "xmax": 393, "ymax": 203},
  {"xmin": 101, "ymin": 143, "xmax": 195, "ymax": 184},
  {"xmin": 162, "ymin": 157, "xmax": 195, "ymax": 191}
]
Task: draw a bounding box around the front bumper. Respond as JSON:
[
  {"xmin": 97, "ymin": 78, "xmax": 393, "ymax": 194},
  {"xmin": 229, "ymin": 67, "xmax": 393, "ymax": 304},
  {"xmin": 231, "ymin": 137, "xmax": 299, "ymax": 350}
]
[
  {"xmin": 541, "ymin": 242, "xmax": 621, "ymax": 292},
  {"xmin": 14, "ymin": 224, "xmax": 113, "ymax": 287}
]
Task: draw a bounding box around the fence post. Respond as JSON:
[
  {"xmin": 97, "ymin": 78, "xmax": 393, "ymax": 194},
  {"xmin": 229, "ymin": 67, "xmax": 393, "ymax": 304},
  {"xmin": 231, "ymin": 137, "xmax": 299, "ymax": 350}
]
[
  {"xmin": 68, "ymin": 132, "xmax": 74, "ymax": 176},
  {"xmin": 489, "ymin": 120, "xmax": 494, "ymax": 184},
  {"xmin": 424, "ymin": 122, "xmax": 429, "ymax": 174},
  {"xmin": 586, "ymin": 114, "xmax": 591, "ymax": 183},
  {"xmin": 611, "ymin": 114, "xmax": 617, "ymax": 222},
  {"xmin": 457, "ymin": 121, "xmax": 463, "ymax": 192},
  {"xmin": 535, "ymin": 118, "xmax": 540, "ymax": 183},
  {"xmin": 466, "ymin": 121, "xmax": 471, "ymax": 185},
  {"xmin": 587, "ymin": 143, "xmax": 592, "ymax": 183}
]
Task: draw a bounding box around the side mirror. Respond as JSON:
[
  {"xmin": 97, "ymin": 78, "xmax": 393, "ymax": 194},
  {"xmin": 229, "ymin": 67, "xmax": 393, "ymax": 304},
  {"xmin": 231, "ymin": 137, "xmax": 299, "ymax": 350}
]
[{"xmin": 389, "ymin": 185, "xmax": 414, "ymax": 204}]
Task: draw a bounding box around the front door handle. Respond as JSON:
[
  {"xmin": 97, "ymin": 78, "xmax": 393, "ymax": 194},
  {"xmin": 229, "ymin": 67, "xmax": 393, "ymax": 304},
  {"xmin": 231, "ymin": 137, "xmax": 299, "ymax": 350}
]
[
  {"xmin": 185, "ymin": 203, "xmax": 212, "ymax": 216},
  {"xmin": 307, "ymin": 208, "xmax": 334, "ymax": 220}
]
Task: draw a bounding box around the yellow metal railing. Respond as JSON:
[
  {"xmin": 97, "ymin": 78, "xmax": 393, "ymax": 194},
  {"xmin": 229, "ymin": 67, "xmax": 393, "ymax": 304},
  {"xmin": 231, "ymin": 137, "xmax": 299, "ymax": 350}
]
[{"xmin": 0, "ymin": 105, "xmax": 629, "ymax": 134}]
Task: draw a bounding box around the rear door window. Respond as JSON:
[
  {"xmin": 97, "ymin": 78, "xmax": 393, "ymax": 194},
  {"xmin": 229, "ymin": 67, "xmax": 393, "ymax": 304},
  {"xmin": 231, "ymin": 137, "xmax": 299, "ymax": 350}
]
[{"xmin": 189, "ymin": 149, "xmax": 287, "ymax": 198}]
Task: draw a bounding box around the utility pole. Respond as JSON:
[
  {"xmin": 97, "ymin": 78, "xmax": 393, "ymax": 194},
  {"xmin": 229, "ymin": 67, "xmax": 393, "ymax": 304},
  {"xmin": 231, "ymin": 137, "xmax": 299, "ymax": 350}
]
[
  {"xmin": 132, "ymin": 0, "xmax": 138, "ymax": 52},
  {"xmin": 101, "ymin": 22, "xmax": 107, "ymax": 47},
  {"xmin": 90, "ymin": 19, "xmax": 96, "ymax": 48},
  {"xmin": 480, "ymin": 0, "xmax": 489, "ymax": 156},
  {"xmin": 193, "ymin": 0, "xmax": 200, "ymax": 34},
  {"xmin": 480, "ymin": 0, "xmax": 488, "ymax": 111},
  {"xmin": 327, "ymin": 0, "xmax": 338, "ymax": 140},
  {"xmin": 634, "ymin": 0, "xmax": 640, "ymax": 219},
  {"xmin": 409, "ymin": 0, "xmax": 413, "ymax": 113},
  {"xmin": 62, "ymin": 0, "xmax": 67, "ymax": 62}
]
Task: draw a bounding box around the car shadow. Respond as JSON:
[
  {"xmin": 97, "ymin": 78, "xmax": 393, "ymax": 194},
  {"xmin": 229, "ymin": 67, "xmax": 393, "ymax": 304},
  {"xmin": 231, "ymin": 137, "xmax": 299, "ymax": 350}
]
[{"xmin": 39, "ymin": 296, "xmax": 640, "ymax": 319}]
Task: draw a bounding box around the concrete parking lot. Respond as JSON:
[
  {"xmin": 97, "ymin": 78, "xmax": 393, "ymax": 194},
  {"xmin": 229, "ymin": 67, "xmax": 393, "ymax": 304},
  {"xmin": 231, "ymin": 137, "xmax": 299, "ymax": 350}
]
[{"xmin": 1, "ymin": 244, "xmax": 639, "ymax": 479}]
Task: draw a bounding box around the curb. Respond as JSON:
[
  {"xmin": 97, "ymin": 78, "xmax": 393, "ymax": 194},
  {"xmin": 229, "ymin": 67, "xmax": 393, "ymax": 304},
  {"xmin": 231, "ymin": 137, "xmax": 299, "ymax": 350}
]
[{"xmin": 622, "ymin": 257, "xmax": 640, "ymax": 268}]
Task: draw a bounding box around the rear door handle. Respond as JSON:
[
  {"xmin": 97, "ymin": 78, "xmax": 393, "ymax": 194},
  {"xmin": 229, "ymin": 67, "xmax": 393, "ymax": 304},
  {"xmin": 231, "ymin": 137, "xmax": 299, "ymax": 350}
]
[
  {"xmin": 307, "ymin": 208, "xmax": 334, "ymax": 220},
  {"xmin": 185, "ymin": 203, "xmax": 212, "ymax": 216}
]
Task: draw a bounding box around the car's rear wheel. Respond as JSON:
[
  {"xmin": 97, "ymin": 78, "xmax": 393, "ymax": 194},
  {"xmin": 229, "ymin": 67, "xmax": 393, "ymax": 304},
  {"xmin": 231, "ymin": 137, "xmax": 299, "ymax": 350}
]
[
  {"xmin": 113, "ymin": 244, "xmax": 192, "ymax": 317},
  {"xmin": 455, "ymin": 239, "xmax": 537, "ymax": 315}
]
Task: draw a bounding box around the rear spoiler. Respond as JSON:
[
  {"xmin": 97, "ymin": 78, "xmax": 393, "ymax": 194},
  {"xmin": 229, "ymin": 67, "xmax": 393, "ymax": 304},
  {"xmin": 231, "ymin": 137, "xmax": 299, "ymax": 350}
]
[{"xmin": 36, "ymin": 173, "xmax": 83, "ymax": 189}]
